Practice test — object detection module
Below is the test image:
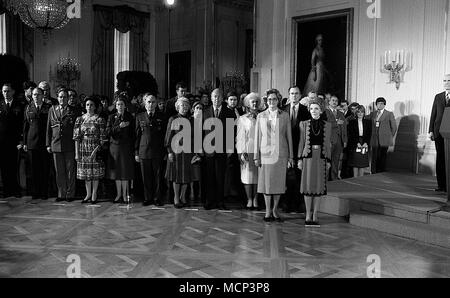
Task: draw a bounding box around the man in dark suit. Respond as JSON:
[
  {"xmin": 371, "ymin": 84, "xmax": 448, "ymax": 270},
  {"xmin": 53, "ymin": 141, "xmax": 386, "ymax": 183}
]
[
  {"xmin": 23, "ymin": 87, "xmax": 52, "ymax": 200},
  {"xmin": 164, "ymin": 82, "xmax": 187, "ymax": 119},
  {"xmin": 370, "ymin": 97, "xmax": 398, "ymax": 174},
  {"xmin": 224, "ymin": 91, "xmax": 245, "ymax": 202},
  {"xmin": 0, "ymin": 83, "xmax": 25, "ymax": 198},
  {"xmin": 135, "ymin": 94, "xmax": 167, "ymax": 206},
  {"xmin": 46, "ymin": 88, "xmax": 78, "ymax": 202},
  {"xmin": 202, "ymin": 88, "xmax": 235, "ymax": 210},
  {"xmin": 429, "ymin": 74, "xmax": 450, "ymax": 192},
  {"xmin": 325, "ymin": 95, "xmax": 348, "ymax": 181},
  {"xmin": 283, "ymin": 86, "xmax": 310, "ymax": 213}
]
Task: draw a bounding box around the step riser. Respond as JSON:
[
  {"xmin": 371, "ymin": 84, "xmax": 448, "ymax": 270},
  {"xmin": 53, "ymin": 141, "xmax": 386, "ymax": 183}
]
[
  {"xmin": 351, "ymin": 202, "xmax": 429, "ymax": 224},
  {"xmin": 350, "ymin": 214, "xmax": 450, "ymax": 248},
  {"xmin": 429, "ymin": 213, "xmax": 450, "ymax": 230}
]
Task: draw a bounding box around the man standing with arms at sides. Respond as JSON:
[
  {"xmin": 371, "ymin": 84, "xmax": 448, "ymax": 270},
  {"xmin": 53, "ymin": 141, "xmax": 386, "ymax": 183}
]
[
  {"xmin": 370, "ymin": 97, "xmax": 397, "ymax": 174},
  {"xmin": 38, "ymin": 81, "xmax": 58, "ymax": 106},
  {"xmin": 23, "ymin": 88, "xmax": 51, "ymax": 200},
  {"xmin": 283, "ymin": 86, "xmax": 310, "ymax": 213},
  {"xmin": 46, "ymin": 88, "xmax": 78, "ymax": 202},
  {"xmin": 0, "ymin": 83, "xmax": 25, "ymax": 198},
  {"xmin": 325, "ymin": 95, "xmax": 347, "ymax": 181},
  {"xmin": 429, "ymin": 74, "xmax": 450, "ymax": 193},
  {"xmin": 135, "ymin": 94, "xmax": 166, "ymax": 206},
  {"xmin": 202, "ymin": 88, "xmax": 235, "ymax": 210},
  {"xmin": 165, "ymin": 82, "xmax": 187, "ymax": 119}
]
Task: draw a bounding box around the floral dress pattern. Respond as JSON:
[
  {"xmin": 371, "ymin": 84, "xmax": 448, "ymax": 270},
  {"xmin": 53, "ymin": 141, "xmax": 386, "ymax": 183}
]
[{"xmin": 73, "ymin": 114, "xmax": 107, "ymax": 180}]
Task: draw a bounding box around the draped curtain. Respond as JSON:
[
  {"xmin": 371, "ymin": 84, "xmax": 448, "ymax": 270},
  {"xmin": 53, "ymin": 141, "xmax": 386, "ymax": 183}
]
[
  {"xmin": 91, "ymin": 5, "xmax": 149, "ymax": 99},
  {"xmin": 0, "ymin": 0, "xmax": 34, "ymax": 73}
]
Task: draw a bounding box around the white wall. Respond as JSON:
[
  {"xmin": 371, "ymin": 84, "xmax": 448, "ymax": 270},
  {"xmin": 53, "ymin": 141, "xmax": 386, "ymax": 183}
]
[{"xmin": 254, "ymin": 0, "xmax": 450, "ymax": 174}]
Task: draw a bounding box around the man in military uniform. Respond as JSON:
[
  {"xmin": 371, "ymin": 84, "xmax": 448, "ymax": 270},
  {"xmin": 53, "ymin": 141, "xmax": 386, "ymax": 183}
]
[
  {"xmin": 46, "ymin": 88, "xmax": 78, "ymax": 202},
  {"xmin": 135, "ymin": 94, "xmax": 167, "ymax": 206},
  {"xmin": 0, "ymin": 83, "xmax": 25, "ymax": 198},
  {"xmin": 23, "ymin": 87, "xmax": 52, "ymax": 200}
]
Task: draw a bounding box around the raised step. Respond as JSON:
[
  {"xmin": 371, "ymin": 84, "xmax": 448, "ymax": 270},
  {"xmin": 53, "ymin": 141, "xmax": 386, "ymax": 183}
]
[
  {"xmin": 429, "ymin": 211, "xmax": 450, "ymax": 230},
  {"xmin": 350, "ymin": 212, "xmax": 450, "ymax": 248}
]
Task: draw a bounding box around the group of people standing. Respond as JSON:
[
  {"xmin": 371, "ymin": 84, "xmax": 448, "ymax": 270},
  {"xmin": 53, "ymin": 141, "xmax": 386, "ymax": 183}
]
[{"xmin": 1, "ymin": 78, "xmax": 405, "ymax": 227}]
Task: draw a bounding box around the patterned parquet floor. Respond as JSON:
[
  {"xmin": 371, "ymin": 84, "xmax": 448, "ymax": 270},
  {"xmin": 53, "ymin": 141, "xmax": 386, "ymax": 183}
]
[{"xmin": 0, "ymin": 197, "xmax": 449, "ymax": 278}]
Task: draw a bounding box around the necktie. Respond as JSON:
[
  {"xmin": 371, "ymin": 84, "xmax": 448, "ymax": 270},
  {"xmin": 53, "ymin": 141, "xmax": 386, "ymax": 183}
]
[
  {"xmin": 291, "ymin": 105, "xmax": 297, "ymax": 126},
  {"xmin": 376, "ymin": 110, "xmax": 381, "ymax": 121},
  {"xmin": 446, "ymin": 93, "xmax": 450, "ymax": 106},
  {"xmin": 37, "ymin": 106, "xmax": 40, "ymax": 113},
  {"xmin": 215, "ymin": 108, "xmax": 219, "ymax": 118}
]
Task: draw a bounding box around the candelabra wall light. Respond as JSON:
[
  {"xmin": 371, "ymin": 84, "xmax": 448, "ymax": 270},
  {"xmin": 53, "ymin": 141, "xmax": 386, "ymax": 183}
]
[
  {"xmin": 49, "ymin": 56, "xmax": 81, "ymax": 89},
  {"xmin": 381, "ymin": 50, "xmax": 412, "ymax": 90}
]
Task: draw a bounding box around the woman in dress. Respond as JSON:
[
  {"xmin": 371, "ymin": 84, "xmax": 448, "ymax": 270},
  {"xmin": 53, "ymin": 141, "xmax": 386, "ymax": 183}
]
[
  {"xmin": 254, "ymin": 89, "xmax": 294, "ymax": 222},
  {"xmin": 298, "ymin": 100, "xmax": 332, "ymax": 227},
  {"xmin": 236, "ymin": 93, "xmax": 260, "ymax": 210},
  {"xmin": 74, "ymin": 97, "xmax": 107, "ymax": 204},
  {"xmin": 190, "ymin": 101, "xmax": 203, "ymax": 203},
  {"xmin": 106, "ymin": 96, "xmax": 135, "ymax": 203},
  {"xmin": 347, "ymin": 105, "xmax": 372, "ymax": 177},
  {"xmin": 303, "ymin": 34, "xmax": 330, "ymax": 96},
  {"xmin": 165, "ymin": 97, "xmax": 194, "ymax": 208}
]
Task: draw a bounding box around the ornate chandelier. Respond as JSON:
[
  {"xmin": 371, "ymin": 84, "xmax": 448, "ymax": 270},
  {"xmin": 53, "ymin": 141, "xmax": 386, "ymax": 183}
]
[{"xmin": 4, "ymin": 0, "xmax": 70, "ymax": 42}]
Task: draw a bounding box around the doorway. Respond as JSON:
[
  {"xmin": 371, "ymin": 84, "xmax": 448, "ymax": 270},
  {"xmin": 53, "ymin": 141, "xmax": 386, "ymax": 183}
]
[{"xmin": 165, "ymin": 50, "xmax": 191, "ymax": 99}]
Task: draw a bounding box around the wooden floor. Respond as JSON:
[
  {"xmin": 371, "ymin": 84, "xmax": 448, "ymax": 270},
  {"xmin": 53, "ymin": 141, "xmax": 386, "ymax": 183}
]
[{"xmin": 0, "ymin": 197, "xmax": 449, "ymax": 278}]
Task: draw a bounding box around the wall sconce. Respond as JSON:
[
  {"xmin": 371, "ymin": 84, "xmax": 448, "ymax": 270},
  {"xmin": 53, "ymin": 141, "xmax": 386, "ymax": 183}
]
[{"xmin": 381, "ymin": 50, "xmax": 412, "ymax": 90}]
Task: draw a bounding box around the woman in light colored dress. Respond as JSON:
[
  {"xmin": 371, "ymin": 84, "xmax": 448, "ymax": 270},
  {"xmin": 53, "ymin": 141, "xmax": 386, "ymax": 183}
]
[
  {"xmin": 236, "ymin": 93, "xmax": 260, "ymax": 210},
  {"xmin": 74, "ymin": 97, "xmax": 107, "ymax": 204},
  {"xmin": 298, "ymin": 100, "xmax": 332, "ymax": 227},
  {"xmin": 254, "ymin": 89, "xmax": 294, "ymax": 222},
  {"xmin": 165, "ymin": 97, "xmax": 194, "ymax": 208}
]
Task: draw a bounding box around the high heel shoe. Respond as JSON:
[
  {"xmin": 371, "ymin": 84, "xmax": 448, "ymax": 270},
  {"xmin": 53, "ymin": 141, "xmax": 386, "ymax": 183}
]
[
  {"xmin": 113, "ymin": 197, "xmax": 123, "ymax": 204},
  {"xmin": 81, "ymin": 198, "xmax": 91, "ymax": 204}
]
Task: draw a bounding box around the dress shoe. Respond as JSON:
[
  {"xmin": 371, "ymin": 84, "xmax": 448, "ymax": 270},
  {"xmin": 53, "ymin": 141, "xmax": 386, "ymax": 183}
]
[
  {"xmin": 81, "ymin": 198, "xmax": 91, "ymax": 204},
  {"xmin": 143, "ymin": 200, "xmax": 153, "ymax": 207},
  {"xmin": 263, "ymin": 216, "xmax": 273, "ymax": 223},
  {"xmin": 273, "ymin": 216, "xmax": 284, "ymax": 223},
  {"xmin": 113, "ymin": 197, "xmax": 123, "ymax": 204},
  {"xmin": 66, "ymin": 197, "xmax": 73, "ymax": 202},
  {"xmin": 204, "ymin": 204, "xmax": 213, "ymax": 210},
  {"xmin": 155, "ymin": 200, "xmax": 164, "ymax": 207},
  {"xmin": 41, "ymin": 197, "xmax": 49, "ymax": 201},
  {"xmin": 218, "ymin": 203, "xmax": 228, "ymax": 210},
  {"xmin": 56, "ymin": 197, "xmax": 65, "ymax": 202},
  {"xmin": 90, "ymin": 200, "xmax": 98, "ymax": 205},
  {"xmin": 174, "ymin": 203, "xmax": 183, "ymax": 209}
]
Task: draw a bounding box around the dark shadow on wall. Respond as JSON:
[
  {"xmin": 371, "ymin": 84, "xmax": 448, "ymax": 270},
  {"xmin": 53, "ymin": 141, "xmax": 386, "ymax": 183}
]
[{"xmin": 388, "ymin": 101, "xmax": 422, "ymax": 173}]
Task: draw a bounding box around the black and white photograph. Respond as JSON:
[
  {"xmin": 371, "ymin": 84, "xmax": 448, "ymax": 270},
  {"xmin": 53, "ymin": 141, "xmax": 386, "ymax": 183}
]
[{"xmin": 0, "ymin": 0, "xmax": 449, "ymax": 284}]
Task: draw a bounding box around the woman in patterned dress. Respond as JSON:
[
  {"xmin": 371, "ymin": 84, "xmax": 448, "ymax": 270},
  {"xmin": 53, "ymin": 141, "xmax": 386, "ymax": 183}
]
[
  {"xmin": 297, "ymin": 100, "xmax": 332, "ymax": 227},
  {"xmin": 74, "ymin": 97, "xmax": 107, "ymax": 204},
  {"xmin": 236, "ymin": 93, "xmax": 261, "ymax": 210},
  {"xmin": 165, "ymin": 97, "xmax": 194, "ymax": 208}
]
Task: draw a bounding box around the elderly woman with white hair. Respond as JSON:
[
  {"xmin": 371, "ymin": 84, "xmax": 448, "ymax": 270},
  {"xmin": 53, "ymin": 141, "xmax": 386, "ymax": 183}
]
[
  {"xmin": 236, "ymin": 93, "xmax": 261, "ymax": 210},
  {"xmin": 165, "ymin": 97, "xmax": 194, "ymax": 208}
]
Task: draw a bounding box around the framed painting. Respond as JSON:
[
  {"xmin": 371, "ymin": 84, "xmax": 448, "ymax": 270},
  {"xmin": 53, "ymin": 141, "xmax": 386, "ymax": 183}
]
[{"xmin": 292, "ymin": 9, "xmax": 354, "ymax": 101}]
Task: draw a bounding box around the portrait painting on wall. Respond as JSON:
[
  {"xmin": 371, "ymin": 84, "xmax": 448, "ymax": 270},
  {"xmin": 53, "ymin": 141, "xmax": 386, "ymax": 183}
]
[{"xmin": 292, "ymin": 9, "xmax": 353, "ymax": 101}]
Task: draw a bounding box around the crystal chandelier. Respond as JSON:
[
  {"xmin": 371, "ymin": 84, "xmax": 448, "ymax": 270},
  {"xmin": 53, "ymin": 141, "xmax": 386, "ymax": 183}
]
[{"xmin": 4, "ymin": 0, "xmax": 70, "ymax": 42}]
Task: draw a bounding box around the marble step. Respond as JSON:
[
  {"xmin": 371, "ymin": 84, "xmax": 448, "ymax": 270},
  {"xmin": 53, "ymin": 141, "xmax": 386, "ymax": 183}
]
[{"xmin": 350, "ymin": 211, "xmax": 450, "ymax": 249}]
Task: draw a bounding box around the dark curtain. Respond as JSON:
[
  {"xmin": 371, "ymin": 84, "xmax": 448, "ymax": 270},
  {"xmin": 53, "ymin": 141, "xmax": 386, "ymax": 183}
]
[
  {"xmin": 91, "ymin": 5, "xmax": 150, "ymax": 99},
  {"xmin": 0, "ymin": 4, "xmax": 34, "ymax": 74}
]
